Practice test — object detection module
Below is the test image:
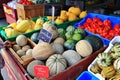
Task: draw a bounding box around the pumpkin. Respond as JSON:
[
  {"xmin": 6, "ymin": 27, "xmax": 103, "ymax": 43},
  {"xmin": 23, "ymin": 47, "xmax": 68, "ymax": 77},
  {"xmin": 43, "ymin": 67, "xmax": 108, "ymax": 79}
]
[
  {"xmin": 113, "ymin": 58, "xmax": 120, "ymax": 72},
  {"xmin": 51, "ymin": 43, "xmax": 64, "ymax": 54},
  {"xmin": 46, "ymin": 54, "xmax": 67, "ymax": 76},
  {"xmin": 85, "ymin": 35, "xmax": 103, "ymax": 52},
  {"xmin": 62, "ymin": 50, "xmax": 81, "ymax": 66},
  {"xmin": 43, "ymin": 23, "xmax": 58, "ymax": 39},
  {"xmin": 75, "ymin": 40, "xmax": 93, "ymax": 57},
  {"xmin": 27, "ymin": 60, "xmax": 44, "ymax": 77},
  {"xmin": 32, "ymin": 42, "xmax": 54, "ymax": 60},
  {"xmin": 16, "ymin": 35, "xmax": 28, "ymax": 46}
]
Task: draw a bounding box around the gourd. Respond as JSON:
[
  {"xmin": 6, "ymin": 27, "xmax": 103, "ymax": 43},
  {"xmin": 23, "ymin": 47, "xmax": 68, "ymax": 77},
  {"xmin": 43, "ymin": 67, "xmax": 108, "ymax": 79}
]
[
  {"xmin": 75, "ymin": 40, "xmax": 93, "ymax": 57},
  {"xmin": 69, "ymin": 7, "xmax": 81, "ymax": 16},
  {"xmin": 43, "ymin": 23, "xmax": 58, "ymax": 39},
  {"xmin": 46, "ymin": 54, "xmax": 67, "ymax": 76},
  {"xmin": 27, "ymin": 60, "xmax": 44, "ymax": 77},
  {"xmin": 96, "ymin": 52, "xmax": 112, "ymax": 67},
  {"xmin": 84, "ymin": 35, "xmax": 103, "ymax": 52},
  {"xmin": 51, "ymin": 43, "xmax": 64, "ymax": 54},
  {"xmin": 7, "ymin": 22, "xmax": 17, "ymax": 29},
  {"xmin": 62, "ymin": 50, "xmax": 81, "ymax": 66},
  {"xmin": 113, "ymin": 58, "xmax": 120, "ymax": 72},
  {"xmin": 53, "ymin": 37, "xmax": 65, "ymax": 46},
  {"xmin": 16, "ymin": 19, "xmax": 30, "ymax": 32},
  {"xmin": 101, "ymin": 66, "xmax": 116, "ymax": 78},
  {"xmin": 55, "ymin": 17, "xmax": 64, "ymax": 24},
  {"xmin": 32, "ymin": 42, "xmax": 54, "ymax": 60},
  {"xmin": 5, "ymin": 27, "xmax": 19, "ymax": 38},
  {"xmin": 16, "ymin": 35, "xmax": 28, "ymax": 46}
]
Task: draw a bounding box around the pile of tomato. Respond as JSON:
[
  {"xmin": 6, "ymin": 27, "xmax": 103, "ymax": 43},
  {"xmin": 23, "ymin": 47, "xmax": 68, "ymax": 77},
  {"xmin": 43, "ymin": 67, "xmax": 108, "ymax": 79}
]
[
  {"xmin": 19, "ymin": 0, "xmax": 33, "ymax": 5},
  {"xmin": 78, "ymin": 17, "xmax": 120, "ymax": 40}
]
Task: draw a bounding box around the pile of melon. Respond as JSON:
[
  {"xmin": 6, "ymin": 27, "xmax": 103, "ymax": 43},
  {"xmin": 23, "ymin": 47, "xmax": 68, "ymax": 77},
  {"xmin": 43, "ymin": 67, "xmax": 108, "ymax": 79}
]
[{"xmin": 9, "ymin": 22, "xmax": 104, "ymax": 78}]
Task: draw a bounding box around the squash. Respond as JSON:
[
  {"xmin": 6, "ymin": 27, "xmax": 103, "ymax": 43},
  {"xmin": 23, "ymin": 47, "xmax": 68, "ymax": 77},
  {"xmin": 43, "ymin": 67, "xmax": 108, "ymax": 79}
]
[
  {"xmin": 16, "ymin": 19, "xmax": 30, "ymax": 32},
  {"xmin": 85, "ymin": 35, "xmax": 103, "ymax": 52},
  {"xmin": 30, "ymin": 32, "xmax": 39, "ymax": 43},
  {"xmin": 46, "ymin": 54, "xmax": 67, "ymax": 76},
  {"xmin": 113, "ymin": 58, "xmax": 120, "ymax": 72},
  {"xmin": 5, "ymin": 27, "xmax": 20, "ymax": 38},
  {"xmin": 96, "ymin": 52, "xmax": 112, "ymax": 67},
  {"xmin": 16, "ymin": 35, "xmax": 28, "ymax": 46},
  {"xmin": 32, "ymin": 42, "xmax": 54, "ymax": 60},
  {"xmin": 101, "ymin": 66, "xmax": 116, "ymax": 78},
  {"xmin": 75, "ymin": 40, "xmax": 93, "ymax": 57},
  {"xmin": 62, "ymin": 50, "xmax": 81, "ymax": 66},
  {"xmin": 7, "ymin": 22, "xmax": 17, "ymax": 29},
  {"xmin": 55, "ymin": 17, "xmax": 64, "ymax": 24},
  {"xmin": 43, "ymin": 23, "xmax": 58, "ymax": 39},
  {"xmin": 68, "ymin": 7, "xmax": 81, "ymax": 16},
  {"xmin": 53, "ymin": 37, "xmax": 65, "ymax": 46},
  {"xmin": 27, "ymin": 60, "xmax": 44, "ymax": 77},
  {"xmin": 51, "ymin": 43, "xmax": 64, "ymax": 54},
  {"xmin": 26, "ymin": 49, "xmax": 33, "ymax": 57}
]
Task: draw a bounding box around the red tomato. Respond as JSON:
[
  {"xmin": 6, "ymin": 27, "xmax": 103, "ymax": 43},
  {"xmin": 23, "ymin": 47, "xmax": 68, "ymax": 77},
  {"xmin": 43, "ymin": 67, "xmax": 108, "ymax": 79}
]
[
  {"xmin": 93, "ymin": 17, "xmax": 101, "ymax": 23},
  {"xmin": 114, "ymin": 24, "xmax": 120, "ymax": 32},
  {"xmin": 78, "ymin": 25, "xmax": 85, "ymax": 29},
  {"xmin": 103, "ymin": 19, "xmax": 111, "ymax": 27},
  {"xmin": 86, "ymin": 18, "xmax": 92, "ymax": 24}
]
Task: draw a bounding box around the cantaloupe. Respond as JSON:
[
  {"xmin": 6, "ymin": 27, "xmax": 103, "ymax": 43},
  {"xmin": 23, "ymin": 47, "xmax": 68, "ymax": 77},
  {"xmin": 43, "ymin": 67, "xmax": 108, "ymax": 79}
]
[
  {"xmin": 75, "ymin": 40, "xmax": 93, "ymax": 57},
  {"xmin": 16, "ymin": 35, "xmax": 28, "ymax": 46},
  {"xmin": 62, "ymin": 50, "xmax": 81, "ymax": 66},
  {"xmin": 27, "ymin": 60, "xmax": 44, "ymax": 77}
]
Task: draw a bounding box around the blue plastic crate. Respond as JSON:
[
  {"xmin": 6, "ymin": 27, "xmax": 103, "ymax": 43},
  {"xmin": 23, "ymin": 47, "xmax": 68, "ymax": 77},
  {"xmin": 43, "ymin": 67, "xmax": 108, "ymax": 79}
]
[
  {"xmin": 74, "ymin": 13, "xmax": 120, "ymax": 45},
  {"xmin": 76, "ymin": 71, "xmax": 99, "ymax": 80}
]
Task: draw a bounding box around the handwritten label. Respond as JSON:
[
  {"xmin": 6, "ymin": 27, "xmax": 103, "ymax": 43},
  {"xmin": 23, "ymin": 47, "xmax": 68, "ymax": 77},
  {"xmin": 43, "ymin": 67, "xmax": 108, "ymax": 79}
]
[
  {"xmin": 34, "ymin": 65, "xmax": 49, "ymax": 78},
  {"xmin": 37, "ymin": 29, "xmax": 53, "ymax": 43}
]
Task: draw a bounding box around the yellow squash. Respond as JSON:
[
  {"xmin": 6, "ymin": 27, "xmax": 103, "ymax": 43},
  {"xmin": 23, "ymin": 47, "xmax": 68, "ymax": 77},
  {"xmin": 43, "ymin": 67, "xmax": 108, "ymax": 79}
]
[
  {"xmin": 5, "ymin": 27, "xmax": 20, "ymax": 38},
  {"xmin": 16, "ymin": 20, "xmax": 30, "ymax": 33}
]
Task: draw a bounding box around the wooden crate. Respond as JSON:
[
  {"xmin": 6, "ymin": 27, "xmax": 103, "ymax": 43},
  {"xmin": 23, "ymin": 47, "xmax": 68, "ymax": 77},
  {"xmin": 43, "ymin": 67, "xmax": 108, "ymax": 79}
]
[
  {"xmin": 9, "ymin": 38, "xmax": 36, "ymax": 67},
  {"xmin": 16, "ymin": 3, "xmax": 44, "ymax": 19}
]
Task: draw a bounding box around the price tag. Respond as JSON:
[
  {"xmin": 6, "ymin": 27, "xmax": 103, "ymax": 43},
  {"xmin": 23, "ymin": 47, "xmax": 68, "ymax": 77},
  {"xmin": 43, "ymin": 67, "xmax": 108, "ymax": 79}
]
[
  {"xmin": 37, "ymin": 29, "xmax": 53, "ymax": 43},
  {"xmin": 34, "ymin": 65, "xmax": 49, "ymax": 78},
  {"xmin": 0, "ymin": 37, "xmax": 4, "ymax": 49}
]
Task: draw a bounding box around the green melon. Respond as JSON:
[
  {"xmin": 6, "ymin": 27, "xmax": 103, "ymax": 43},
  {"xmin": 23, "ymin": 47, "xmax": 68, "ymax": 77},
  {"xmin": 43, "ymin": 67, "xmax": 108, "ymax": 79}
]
[{"xmin": 84, "ymin": 35, "xmax": 103, "ymax": 52}]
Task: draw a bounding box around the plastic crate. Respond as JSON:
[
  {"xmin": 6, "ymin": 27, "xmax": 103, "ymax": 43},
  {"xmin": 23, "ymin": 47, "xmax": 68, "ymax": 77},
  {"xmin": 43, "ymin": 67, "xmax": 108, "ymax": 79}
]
[
  {"xmin": 76, "ymin": 71, "xmax": 99, "ymax": 80},
  {"xmin": 0, "ymin": 17, "xmax": 47, "ymax": 41},
  {"xmin": 74, "ymin": 13, "xmax": 120, "ymax": 45},
  {"xmin": 88, "ymin": 36, "xmax": 120, "ymax": 80}
]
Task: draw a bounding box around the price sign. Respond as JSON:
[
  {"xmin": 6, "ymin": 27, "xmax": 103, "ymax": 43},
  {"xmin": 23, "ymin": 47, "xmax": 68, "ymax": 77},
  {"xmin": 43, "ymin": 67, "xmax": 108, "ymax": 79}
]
[
  {"xmin": 34, "ymin": 65, "xmax": 49, "ymax": 78},
  {"xmin": 37, "ymin": 29, "xmax": 53, "ymax": 43}
]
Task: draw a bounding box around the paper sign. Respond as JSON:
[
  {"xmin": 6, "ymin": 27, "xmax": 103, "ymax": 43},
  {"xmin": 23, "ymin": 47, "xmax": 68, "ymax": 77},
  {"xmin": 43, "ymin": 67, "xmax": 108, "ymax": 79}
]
[
  {"xmin": 37, "ymin": 29, "xmax": 53, "ymax": 43},
  {"xmin": 34, "ymin": 65, "xmax": 49, "ymax": 78},
  {"xmin": 0, "ymin": 37, "xmax": 4, "ymax": 49}
]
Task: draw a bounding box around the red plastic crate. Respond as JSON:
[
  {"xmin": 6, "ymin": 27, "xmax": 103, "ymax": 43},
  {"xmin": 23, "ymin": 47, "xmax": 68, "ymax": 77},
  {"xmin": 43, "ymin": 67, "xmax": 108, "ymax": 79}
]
[{"xmin": 2, "ymin": 3, "xmax": 18, "ymax": 24}]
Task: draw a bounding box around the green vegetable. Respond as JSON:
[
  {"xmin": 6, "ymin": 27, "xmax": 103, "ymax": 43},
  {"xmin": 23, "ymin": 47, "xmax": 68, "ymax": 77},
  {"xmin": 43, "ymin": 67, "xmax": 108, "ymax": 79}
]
[
  {"xmin": 58, "ymin": 28, "xmax": 66, "ymax": 39},
  {"xmin": 64, "ymin": 39, "xmax": 76, "ymax": 50},
  {"xmin": 66, "ymin": 25, "xmax": 75, "ymax": 32},
  {"xmin": 65, "ymin": 31, "xmax": 74, "ymax": 40},
  {"xmin": 74, "ymin": 28, "xmax": 86, "ymax": 37}
]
